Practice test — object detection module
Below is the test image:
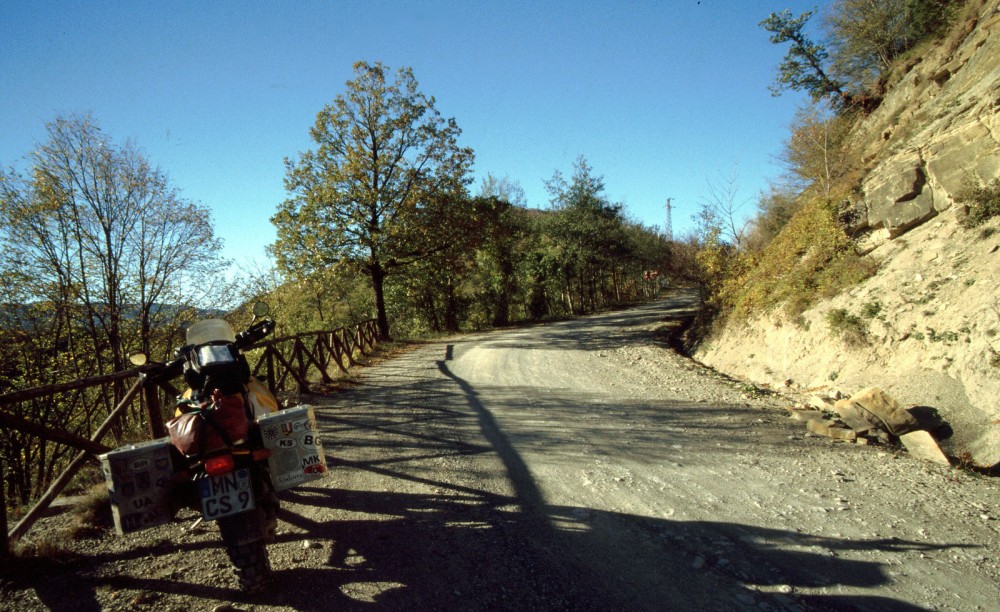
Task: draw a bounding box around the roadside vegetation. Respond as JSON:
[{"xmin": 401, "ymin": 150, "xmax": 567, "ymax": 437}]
[
  {"xmin": 958, "ymin": 178, "xmax": 1000, "ymax": 230},
  {"xmin": 685, "ymin": 0, "xmax": 964, "ymax": 339}
]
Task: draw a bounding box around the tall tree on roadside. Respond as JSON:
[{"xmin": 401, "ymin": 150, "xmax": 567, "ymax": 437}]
[
  {"xmin": 272, "ymin": 61, "xmax": 475, "ymax": 340},
  {"xmin": 545, "ymin": 157, "xmax": 627, "ymax": 313},
  {"xmin": 0, "ymin": 114, "xmax": 223, "ymax": 376},
  {"xmin": 477, "ymin": 175, "xmax": 527, "ymax": 327}
]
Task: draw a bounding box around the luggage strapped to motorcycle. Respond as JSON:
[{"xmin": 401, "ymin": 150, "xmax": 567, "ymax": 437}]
[{"xmin": 168, "ymin": 391, "xmax": 250, "ymax": 458}]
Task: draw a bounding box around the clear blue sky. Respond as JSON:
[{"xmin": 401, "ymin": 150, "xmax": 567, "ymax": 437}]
[{"xmin": 1, "ymin": 0, "xmax": 827, "ymax": 269}]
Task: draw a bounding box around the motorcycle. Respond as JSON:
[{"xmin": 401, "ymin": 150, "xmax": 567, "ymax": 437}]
[{"xmin": 129, "ymin": 303, "xmax": 282, "ymax": 592}]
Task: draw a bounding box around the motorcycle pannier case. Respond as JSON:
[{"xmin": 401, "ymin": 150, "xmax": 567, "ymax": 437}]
[
  {"xmin": 99, "ymin": 438, "xmax": 176, "ymax": 535},
  {"xmin": 257, "ymin": 405, "xmax": 327, "ymax": 491}
]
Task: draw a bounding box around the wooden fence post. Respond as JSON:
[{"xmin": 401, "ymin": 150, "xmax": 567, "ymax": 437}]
[
  {"xmin": 142, "ymin": 376, "xmax": 166, "ymax": 439},
  {"xmin": 293, "ymin": 338, "xmax": 309, "ymax": 394},
  {"xmin": 266, "ymin": 348, "xmax": 276, "ymax": 395},
  {"xmin": 1, "ymin": 454, "xmax": 9, "ymax": 559},
  {"xmin": 8, "ymin": 378, "xmax": 144, "ymax": 544}
]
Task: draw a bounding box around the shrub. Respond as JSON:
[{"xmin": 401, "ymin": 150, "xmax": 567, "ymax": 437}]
[
  {"xmin": 958, "ymin": 178, "xmax": 1000, "ymax": 228},
  {"xmin": 860, "ymin": 299, "xmax": 882, "ymax": 318},
  {"xmin": 715, "ymin": 199, "xmax": 876, "ymax": 321},
  {"xmin": 826, "ymin": 307, "xmax": 869, "ymax": 346}
]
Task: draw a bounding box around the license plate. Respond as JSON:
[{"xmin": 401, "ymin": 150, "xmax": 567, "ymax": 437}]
[{"xmin": 198, "ymin": 468, "xmax": 255, "ymax": 521}]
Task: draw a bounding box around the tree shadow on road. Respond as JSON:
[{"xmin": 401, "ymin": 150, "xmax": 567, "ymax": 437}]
[
  {"xmin": 245, "ymin": 352, "xmax": 972, "ymax": 611},
  {"xmin": 11, "ymin": 314, "xmax": 977, "ymax": 612}
]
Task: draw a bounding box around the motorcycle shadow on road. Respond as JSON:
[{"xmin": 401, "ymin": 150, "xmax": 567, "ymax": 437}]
[
  {"xmin": 13, "ymin": 524, "xmax": 265, "ymax": 611},
  {"xmin": 233, "ymin": 355, "xmax": 964, "ymax": 611}
]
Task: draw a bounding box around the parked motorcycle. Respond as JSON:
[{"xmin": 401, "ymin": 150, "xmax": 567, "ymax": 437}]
[{"xmin": 128, "ymin": 303, "xmax": 282, "ymax": 591}]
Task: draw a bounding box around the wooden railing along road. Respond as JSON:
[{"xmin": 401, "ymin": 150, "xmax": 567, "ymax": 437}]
[{"xmin": 0, "ymin": 319, "xmax": 379, "ymax": 555}]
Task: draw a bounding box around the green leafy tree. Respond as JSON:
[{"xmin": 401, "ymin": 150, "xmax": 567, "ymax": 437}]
[
  {"xmin": 272, "ymin": 61, "xmax": 475, "ymax": 340},
  {"xmin": 906, "ymin": 0, "xmax": 960, "ymax": 41},
  {"xmin": 476, "ymin": 175, "xmax": 528, "ymax": 327},
  {"xmin": 545, "ymin": 157, "xmax": 629, "ymax": 313},
  {"xmin": 761, "ymin": 10, "xmax": 847, "ymax": 105}
]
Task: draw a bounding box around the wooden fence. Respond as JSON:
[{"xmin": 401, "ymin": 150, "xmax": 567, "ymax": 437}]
[{"xmin": 0, "ymin": 319, "xmax": 378, "ymax": 554}]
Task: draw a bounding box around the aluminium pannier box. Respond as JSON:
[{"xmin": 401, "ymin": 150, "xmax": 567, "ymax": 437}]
[
  {"xmin": 257, "ymin": 405, "xmax": 327, "ymax": 491},
  {"xmin": 99, "ymin": 437, "xmax": 176, "ymax": 535}
]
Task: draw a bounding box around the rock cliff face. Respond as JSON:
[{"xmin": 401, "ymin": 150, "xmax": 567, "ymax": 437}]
[
  {"xmin": 854, "ymin": 0, "xmax": 1000, "ymax": 237},
  {"xmin": 696, "ymin": 0, "xmax": 1000, "ymax": 467}
]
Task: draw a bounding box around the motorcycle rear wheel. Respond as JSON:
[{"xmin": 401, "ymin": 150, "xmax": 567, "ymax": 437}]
[
  {"xmin": 217, "ymin": 509, "xmax": 272, "ymax": 592},
  {"xmin": 223, "ymin": 537, "xmax": 271, "ymax": 592}
]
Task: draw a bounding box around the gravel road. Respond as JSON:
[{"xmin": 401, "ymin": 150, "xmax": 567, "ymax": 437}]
[{"xmin": 3, "ymin": 292, "xmax": 998, "ymax": 611}]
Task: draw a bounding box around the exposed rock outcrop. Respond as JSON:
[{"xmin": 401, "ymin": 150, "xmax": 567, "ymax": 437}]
[
  {"xmin": 855, "ymin": 0, "xmax": 1000, "ymax": 236},
  {"xmin": 696, "ymin": 0, "xmax": 1000, "ymax": 468}
]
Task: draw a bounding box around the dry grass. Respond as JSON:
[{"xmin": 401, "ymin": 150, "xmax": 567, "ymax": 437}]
[{"xmin": 715, "ymin": 199, "xmax": 877, "ymax": 322}]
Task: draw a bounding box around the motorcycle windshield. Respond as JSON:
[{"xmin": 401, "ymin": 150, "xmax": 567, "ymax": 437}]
[{"xmin": 186, "ymin": 319, "xmax": 237, "ymax": 345}]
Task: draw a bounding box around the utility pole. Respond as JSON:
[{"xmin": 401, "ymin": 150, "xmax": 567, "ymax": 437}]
[{"xmin": 664, "ymin": 197, "xmax": 673, "ymax": 241}]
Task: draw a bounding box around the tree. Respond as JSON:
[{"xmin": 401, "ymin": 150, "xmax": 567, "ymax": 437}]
[
  {"xmin": 272, "ymin": 61, "xmax": 475, "ymax": 340},
  {"xmin": 545, "ymin": 157, "xmax": 628, "ymax": 313},
  {"xmin": 781, "ymin": 104, "xmax": 855, "ymax": 199},
  {"xmin": 761, "ymin": 10, "xmax": 847, "ymax": 105},
  {"xmin": 0, "ymin": 113, "xmax": 225, "ymax": 502},
  {"xmin": 0, "ymin": 114, "xmax": 223, "ymax": 371},
  {"xmin": 476, "ymin": 175, "xmax": 527, "ymax": 327},
  {"xmin": 827, "ymin": 0, "xmax": 959, "ymax": 92},
  {"xmin": 827, "ymin": 0, "xmax": 910, "ymax": 90},
  {"xmin": 697, "ymin": 169, "xmax": 752, "ymax": 251},
  {"xmin": 744, "ymin": 184, "xmax": 803, "ymax": 253},
  {"xmin": 906, "ymin": 0, "xmax": 960, "ymax": 42}
]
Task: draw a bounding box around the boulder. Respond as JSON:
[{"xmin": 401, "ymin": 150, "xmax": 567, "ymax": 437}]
[
  {"xmin": 838, "ymin": 388, "xmax": 920, "ymax": 436},
  {"xmin": 830, "ymin": 400, "xmax": 876, "ymax": 435},
  {"xmin": 863, "ymin": 150, "xmax": 937, "ymax": 237},
  {"xmin": 900, "ymin": 430, "xmax": 951, "ymax": 465}
]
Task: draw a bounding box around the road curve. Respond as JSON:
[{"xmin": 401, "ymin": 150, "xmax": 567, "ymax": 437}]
[
  {"xmin": 5, "ymin": 293, "xmax": 996, "ymax": 611},
  {"xmin": 292, "ymin": 294, "xmax": 999, "ymax": 611}
]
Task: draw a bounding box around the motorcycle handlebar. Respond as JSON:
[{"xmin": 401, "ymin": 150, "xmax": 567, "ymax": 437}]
[
  {"xmin": 236, "ymin": 318, "xmax": 275, "ymax": 349},
  {"xmin": 150, "ymin": 318, "xmax": 275, "ymax": 381}
]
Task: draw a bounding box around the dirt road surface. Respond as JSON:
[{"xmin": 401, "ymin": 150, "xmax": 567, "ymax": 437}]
[{"xmin": 3, "ymin": 293, "xmax": 998, "ymax": 611}]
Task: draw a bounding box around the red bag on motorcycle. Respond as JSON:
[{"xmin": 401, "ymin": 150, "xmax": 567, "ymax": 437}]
[{"xmin": 167, "ymin": 392, "xmax": 250, "ymax": 456}]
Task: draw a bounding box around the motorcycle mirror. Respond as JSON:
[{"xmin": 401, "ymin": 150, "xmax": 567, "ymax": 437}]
[
  {"xmin": 128, "ymin": 352, "xmax": 148, "ymax": 367},
  {"xmin": 252, "ymin": 302, "xmax": 270, "ymax": 318}
]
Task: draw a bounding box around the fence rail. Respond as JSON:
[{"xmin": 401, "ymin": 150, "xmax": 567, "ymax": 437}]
[{"xmin": 0, "ymin": 319, "xmax": 378, "ymax": 554}]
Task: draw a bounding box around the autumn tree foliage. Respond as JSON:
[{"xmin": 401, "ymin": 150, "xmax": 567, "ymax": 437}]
[
  {"xmin": 0, "ymin": 114, "xmax": 225, "ymax": 503},
  {"xmin": 272, "ymin": 61, "xmax": 475, "ymax": 341}
]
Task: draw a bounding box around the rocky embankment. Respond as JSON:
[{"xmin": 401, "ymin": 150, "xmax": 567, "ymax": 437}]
[{"xmin": 696, "ymin": 0, "xmax": 1000, "ymax": 467}]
